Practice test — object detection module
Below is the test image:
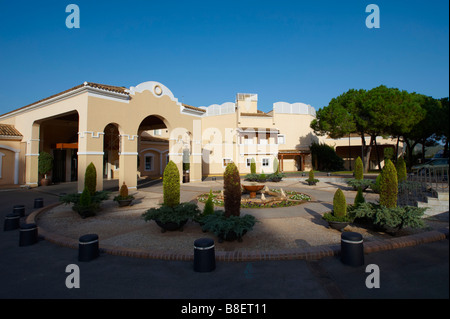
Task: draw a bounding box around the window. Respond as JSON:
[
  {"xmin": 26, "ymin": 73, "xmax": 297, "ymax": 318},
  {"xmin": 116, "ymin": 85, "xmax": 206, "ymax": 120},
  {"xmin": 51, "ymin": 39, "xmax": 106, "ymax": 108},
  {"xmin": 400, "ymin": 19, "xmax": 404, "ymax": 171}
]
[
  {"xmin": 144, "ymin": 154, "xmax": 154, "ymax": 171},
  {"xmin": 262, "ymin": 158, "xmax": 270, "ymax": 167},
  {"xmin": 223, "ymin": 158, "xmax": 233, "ymax": 167},
  {"xmin": 154, "ymin": 129, "xmax": 161, "ymax": 136},
  {"xmin": 259, "ymin": 138, "xmax": 268, "ymax": 145},
  {"xmin": 246, "ymin": 158, "xmax": 252, "ymax": 167},
  {"xmin": 278, "ymin": 135, "xmax": 286, "ymax": 144}
]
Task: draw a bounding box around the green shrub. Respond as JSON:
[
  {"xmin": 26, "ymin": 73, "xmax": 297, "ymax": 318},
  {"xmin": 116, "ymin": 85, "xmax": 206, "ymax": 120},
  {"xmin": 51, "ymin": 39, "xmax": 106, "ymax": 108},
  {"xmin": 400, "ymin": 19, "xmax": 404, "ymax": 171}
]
[
  {"xmin": 163, "ymin": 161, "xmax": 180, "ymax": 208},
  {"xmin": 380, "ymin": 159, "xmax": 398, "ymax": 208},
  {"xmin": 223, "ymin": 162, "xmax": 241, "ymax": 217},
  {"xmin": 347, "ymin": 178, "xmax": 373, "ymax": 191},
  {"xmin": 333, "ymin": 188, "xmax": 347, "ymax": 217},
  {"xmin": 354, "ymin": 187, "xmax": 365, "ymax": 207},
  {"xmin": 370, "ymin": 174, "xmax": 382, "ymax": 193},
  {"xmin": 267, "ymin": 172, "xmax": 285, "ymax": 182},
  {"xmin": 203, "ymin": 190, "xmax": 215, "ymax": 216},
  {"xmin": 258, "ymin": 171, "xmax": 267, "ymax": 182},
  {"xmin": 396, "ymin": 157, "xmax": 407, "ymax": 183},
  {"xmin": 73, "ymin": 187, "xmax": 97, "ymax": 218},
  {"xmin": 84, "ymin": 162, "xmax": 97, "ymax": 196},
  {"xmin": 244, "ymin": 173, "xmax": 259, "ymax": 182},
  {"xmin": 306, "ymin": 169, "xmax": 319, "ymax": 185},
  {"xmin": 250, "ymin": 158, "xmax": 256, "ymax": 174},
  {"xmin": 310, "ymin": 142, "xmax": 344, "ymax": 171},
  {"xmin": 273, "ymin": 157, "xmax": 279, "ymax": 174},
  {"xmin": 349, "ymin": 202, "xmax": 427, "ymax": 231},
  {"xmin": 201, "ymin": 210, "xmax": 257, "ymax": 241},
  {"xmin": 143, "ymin": 202, "xmax": 200, "ymax": 225},
  {"xmin": 354, "ymin": 156, "xmax": 363, "ymax": 180}
]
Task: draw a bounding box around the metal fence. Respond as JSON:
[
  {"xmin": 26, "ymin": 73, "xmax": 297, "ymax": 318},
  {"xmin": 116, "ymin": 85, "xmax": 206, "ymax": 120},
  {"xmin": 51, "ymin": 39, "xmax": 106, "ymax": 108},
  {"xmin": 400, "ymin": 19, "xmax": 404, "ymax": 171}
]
[{"xmin": 398, "ymin": 166, "xmax": 449, "ymax": 207}]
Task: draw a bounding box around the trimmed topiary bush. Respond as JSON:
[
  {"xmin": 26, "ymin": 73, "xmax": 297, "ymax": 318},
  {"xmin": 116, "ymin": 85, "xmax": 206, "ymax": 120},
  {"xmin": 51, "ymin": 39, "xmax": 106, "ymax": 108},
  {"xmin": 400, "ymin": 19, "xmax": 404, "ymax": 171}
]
[
  {"xmin": 250, "ymin": 158, "xmax": 256, "ymax": 174},
  {"xmin": 396, "ymin": 157, "xmax": 407, "ymax": 183},
  {"xmin": 333, "ymin": 188, "xmax": 347, "ymax": 217},
  {"xmin": 354, "ymin": 187, "xmax": 365, "ymax": 207},
  {"xmin": 354, "ymin": 156, "xmax": 363, "ymax": 180},
  {"xmin": 306, "ymin": 169, "xmax": 319, "ymax": 185},
  {"xmin": 380, "ymin": 159, "xmax": 398, "ymax": 208},
  {"xmin": 85, "ymin": 162, "xmax": 97, "ymax": 196},
  {"xmin": 273, "ymin": 157, "xmax": 280, "ymax": 174},
  {"xmin": 203, "ymin": 190, "xmax": 215, "ymax": 216},
  {"xmin": 223, "ymin": 162, "xmax": 241, "ymax": 217},
  {"xmin": 73, "ymin": 186, "xmax": 97, "ymax": 218},
  {"xmin": 163, "ymin": 160, "xmax": 180, "ymax": 208}
]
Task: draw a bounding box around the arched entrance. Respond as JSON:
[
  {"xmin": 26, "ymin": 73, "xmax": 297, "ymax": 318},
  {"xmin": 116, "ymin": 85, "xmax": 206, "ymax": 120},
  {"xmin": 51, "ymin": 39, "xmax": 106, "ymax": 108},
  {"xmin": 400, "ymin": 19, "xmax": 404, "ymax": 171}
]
[
  {"xmin": 137, "ymin": 115, "xmax": 170, "ymax": 179},
  {"xmin": 103, "ymin": 123, "xmax": 120, "ymax": 180},
  {"xmin": 36, "ymin": 111, "xmax": 79, "ymax": 184}
]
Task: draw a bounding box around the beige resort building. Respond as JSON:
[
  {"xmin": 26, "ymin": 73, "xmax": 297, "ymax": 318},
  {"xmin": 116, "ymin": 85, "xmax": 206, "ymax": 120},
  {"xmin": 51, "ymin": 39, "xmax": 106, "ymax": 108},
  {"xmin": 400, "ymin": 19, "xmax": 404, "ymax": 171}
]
[{"xmin": 0, "ymin": 81, "xmax": 399, "ymax": 191}]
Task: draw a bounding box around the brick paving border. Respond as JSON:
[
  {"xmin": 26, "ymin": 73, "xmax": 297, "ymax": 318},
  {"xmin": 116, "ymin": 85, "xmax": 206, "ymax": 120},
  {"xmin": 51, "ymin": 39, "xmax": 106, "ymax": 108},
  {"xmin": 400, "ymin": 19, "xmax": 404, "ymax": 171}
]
[{"xmin": 27, "ymin": 204, "xmax": 449, "ymax": 262}]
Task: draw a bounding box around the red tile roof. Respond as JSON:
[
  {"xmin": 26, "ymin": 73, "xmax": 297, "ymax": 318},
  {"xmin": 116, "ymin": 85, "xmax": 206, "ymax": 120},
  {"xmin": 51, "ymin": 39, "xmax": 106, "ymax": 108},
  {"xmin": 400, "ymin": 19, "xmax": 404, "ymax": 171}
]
[{"xmin": 0, "ymin": 124, "xmax": 22, "ymax": 137}]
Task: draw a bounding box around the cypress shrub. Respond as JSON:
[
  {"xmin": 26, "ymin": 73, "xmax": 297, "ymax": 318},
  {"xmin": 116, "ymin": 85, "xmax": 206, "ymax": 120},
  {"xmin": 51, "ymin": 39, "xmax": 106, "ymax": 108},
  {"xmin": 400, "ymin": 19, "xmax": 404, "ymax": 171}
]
[
  {"xmin": 396, "ymin": 157, "xmax": 407, "ymax": 183},
  {"xmin": 163, "ymin": 160, "xmax": 180, "ymax": 208},
  {"xmin": 380, "ymin": 159, "xmax": 398, "ymax": 208},
  {"xmin": 79, "ymin": 186, "xmax": 91, "ymax": 207},
  {"xmin": 333, "ymin": 188, "xmax": 347, "ymax": 217},
  {"xmin": 273, "ymin": 157, "xmax": 279, "ymax": 174},
  {"xmin": 354, "ymin": 156, "xmax": 363, "ymax": 180},
  {"xmin": 119, "ymin": 182, "xmax": 129, "ymax": 198},
  {"xmin": 250, "ymin": 158, "xmax": 256, "ymax": 174},
  {"xmin": 84, "ymin": 162, "xmax": 97, "ymax": 196},
  {"xmin": 354, "ymin": 187, "xmax": 365, "ymax": 207},
  {"xmin": 223, "ymin": 162, "xmax": 241, "ymax": 218},
  {"xmin": 203, "ymin": 190, "xmax": 215, "ymax": 216}
]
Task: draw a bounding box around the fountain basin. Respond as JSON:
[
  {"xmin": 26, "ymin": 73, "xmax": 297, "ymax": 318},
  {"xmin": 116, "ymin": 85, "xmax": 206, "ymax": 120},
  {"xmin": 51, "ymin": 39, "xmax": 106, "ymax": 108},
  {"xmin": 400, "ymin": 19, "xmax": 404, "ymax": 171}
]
[{"xmin": 242, "ymin": 184, "xmax": 265, "ymax": 198}]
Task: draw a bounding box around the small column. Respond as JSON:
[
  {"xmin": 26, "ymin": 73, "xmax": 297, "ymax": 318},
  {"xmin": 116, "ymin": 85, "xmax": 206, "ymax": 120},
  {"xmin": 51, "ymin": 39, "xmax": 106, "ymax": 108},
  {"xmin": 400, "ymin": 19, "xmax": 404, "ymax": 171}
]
[
  {"xmin": 25, "ymin": 138, "xmax": 40, "ymax": 187},
  {"xmin": 77, "ymin": 131, "xmax": 105, "ymax": 192},
  {"xmin": 119, "ymin": 134, "xmax": 138, "ymax": 190},
  {"xmin": 169, "ymin": 138, "xmax": 183, "ymax": 183}
]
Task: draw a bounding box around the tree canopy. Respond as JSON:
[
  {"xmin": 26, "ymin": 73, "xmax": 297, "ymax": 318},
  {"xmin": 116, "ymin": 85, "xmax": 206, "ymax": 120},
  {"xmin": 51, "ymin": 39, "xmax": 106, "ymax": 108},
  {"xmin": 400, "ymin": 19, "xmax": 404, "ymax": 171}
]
[{"xmin": 311, "ymin": 85, "xmax": 437, "ymax": 171}]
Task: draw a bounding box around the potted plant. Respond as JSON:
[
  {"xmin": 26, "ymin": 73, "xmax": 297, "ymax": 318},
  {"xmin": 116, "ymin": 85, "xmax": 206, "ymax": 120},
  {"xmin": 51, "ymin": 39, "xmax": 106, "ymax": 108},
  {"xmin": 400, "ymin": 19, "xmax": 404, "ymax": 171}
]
[
  {"xmin": 322, "ymin": 188, "xmax": 353, "ymax": 231},
  {"xmin": 305, "ymin": 169, "xmax": 319, "ymax": 185},
  {"xmin": 347, "ymin": 157, "xmax": 373, "ymax": 191},
  {"xmin": 72, "ymin": 187, "xmax": 98, "ymax": 219},
  {"xmin": 200, "ymin": 211, "xmax": 257, "ymax": 242},
  {"xmin": 38, "ymin": 151, "xmax": 53, "ymax": 186},
  {"xmin": 113, "ymin": 182, "xmax": 134, "ymax": 207},
  {"xmin": 142, "ymin": 160, "xmax": 200, "ymax": 232}
]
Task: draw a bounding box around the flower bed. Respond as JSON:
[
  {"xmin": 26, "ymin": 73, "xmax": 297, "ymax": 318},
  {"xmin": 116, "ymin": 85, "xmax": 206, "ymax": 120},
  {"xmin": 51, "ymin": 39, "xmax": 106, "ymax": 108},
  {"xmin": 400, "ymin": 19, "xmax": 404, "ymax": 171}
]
[{"xmin": 197, "ymin": 190, "xmax": 311, "ymax": 209}]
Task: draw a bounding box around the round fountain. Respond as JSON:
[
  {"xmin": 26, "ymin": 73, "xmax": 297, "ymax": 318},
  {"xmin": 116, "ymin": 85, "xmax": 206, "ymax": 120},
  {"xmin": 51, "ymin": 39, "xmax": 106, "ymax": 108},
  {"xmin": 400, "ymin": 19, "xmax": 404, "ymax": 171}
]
[
  {"xmin": 197, "ymin": 183, "xmax": 310, "ymax": 208},
  {"xmin": 242, "ymin": 183, "xmax": 265, "ymax": 199}
]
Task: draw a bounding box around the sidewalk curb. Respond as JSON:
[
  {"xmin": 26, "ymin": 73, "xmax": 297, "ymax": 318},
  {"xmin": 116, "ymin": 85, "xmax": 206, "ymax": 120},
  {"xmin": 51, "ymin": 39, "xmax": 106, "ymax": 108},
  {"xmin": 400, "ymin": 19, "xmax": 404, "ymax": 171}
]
[{"xmin": 27, "ymin": 204, "xmax": 449, "ymax": 262}]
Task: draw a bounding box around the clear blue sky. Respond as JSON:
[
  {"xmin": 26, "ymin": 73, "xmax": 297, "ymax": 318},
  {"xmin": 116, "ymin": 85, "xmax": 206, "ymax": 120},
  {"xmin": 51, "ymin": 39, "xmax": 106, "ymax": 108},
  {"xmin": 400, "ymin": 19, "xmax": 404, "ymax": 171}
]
[{"xmin": 0, "ymin": 0, "xmax": 448, "ymax": 115}]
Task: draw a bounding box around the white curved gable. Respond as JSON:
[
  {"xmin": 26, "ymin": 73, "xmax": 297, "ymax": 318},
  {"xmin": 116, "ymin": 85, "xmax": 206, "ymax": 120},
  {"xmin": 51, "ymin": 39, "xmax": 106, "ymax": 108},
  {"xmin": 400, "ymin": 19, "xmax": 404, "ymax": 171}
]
[{"xmin": 128, "ymin": 81, "xmax": 181, "ymax": 106}]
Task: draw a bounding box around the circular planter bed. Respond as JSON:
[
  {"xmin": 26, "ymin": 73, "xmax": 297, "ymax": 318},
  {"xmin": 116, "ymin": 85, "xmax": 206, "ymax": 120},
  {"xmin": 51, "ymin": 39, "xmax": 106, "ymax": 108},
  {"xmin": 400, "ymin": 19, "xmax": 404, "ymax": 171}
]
[
  {"xmin": 117, "ymin": 199, "xmax": 133, "ymax": 207},
  {"xmin": 327, "ymin": 221, "xmax": 349, "ymax": 231}
]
